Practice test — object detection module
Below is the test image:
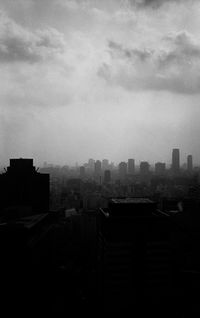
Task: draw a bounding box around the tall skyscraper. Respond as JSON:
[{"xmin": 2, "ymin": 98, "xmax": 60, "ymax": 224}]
[
  {"xmin": 118, "ymin": 162, "xmax": 127, "ymax": 180},
  {"xmin": 128, "ymin": 159, "xmax": 135, "ymax": 175},
  {"xmin": 88, "ymin": 158, "xmax": 95, "ymax": 171},
  {"xmin": 187, "ymin": 155, "xmax": 193, "ymax": 173},
  {"xmin": 94, "ymin": 160, "xmax": 102, "ymax": 183},
  {"xmin": 172, "ymin": 149, "xmax": 180, "ymax": 174},
  {"xmin": 80, "ymin": 166, "xmax": 85, "ymax": 179},
  {"xmin": 104, "ymin": 170, "xmax": 111, "ymax": 184}
]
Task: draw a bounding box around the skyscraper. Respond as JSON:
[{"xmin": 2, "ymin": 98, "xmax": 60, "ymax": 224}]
[
  {"xmin": 102, "ymin": 159, "xmax": 109, "ymax": 171},
  {"xmin": 80, "ymin": 166, "xmax": 85, "ymax": 179},
  {"xmin": 187, "ymin": 155, "xmax": 193, "ymax": 173},
  {"xmin": 118, "ymin": 162, "xmax": 127, "ymax": 180},
  {"xmin": 128, "ymin": 159, "xmax": 135, "ymax": 175},
  {"xmin": 94, "ymin": 160, "xmax": 102, "ymax": 183},
  {"xmin": 140, "ymin": 161, "xmax": 150, "ymax": 175},
  {"xmin": 104, "ymin": 170, "xmax": 111, "ymax": 184},
  {"xmin": 88, "ymin": 158, "xmax": 95, "ymax": 171},
  {"xmin": 155, "ymin": 162, "xmax": 166, "ymax": 176},
  {"xmin": 172, "ymin": 149, "xmax": 180, "ymax": 174}
]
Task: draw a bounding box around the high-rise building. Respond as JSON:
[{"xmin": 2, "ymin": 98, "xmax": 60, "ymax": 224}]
[
  {"xmin": 80, "ymin": 166, "xmax": 85, "ymax": 179},
  {"xmin": 102, "ymin": 159, "xmax": 109, "ymax": 171},
  {"xmin": 128, "ymin": 159, "xmax": 135, "ymax": 175},
  {"xmin": 187, "ymin": 155, "xmax": 193, "ymax": 173},
  {"xmin": 88, "ymin": 158, "xmax": 95, "ymax": 171},
  {"xmin": 104, "ymin": 170, "xmax": 111, "ymax": 184},
  {"xmin": 140, "ymin": 161, "xmax": 150, "ymax": 175},
  {"xmin": 155, "ymin": 162, "xmax": 166, "ymax": 176},
  {"xmin": 97, "ymin": 198, "xmax": 179, "ymax": 314},
  {"xmin": 118, "ymin": 162, "xmax": 127, "ymax": 180},
  {"xmin": 95, "ymin": 160, "xmax": 102, "ymax": 174},
  {"xmin": 0, "ymin": 158, "xmax": 49, "ymax": 216},
  {"xmin": 172, "ymin": 149, "xmax": 180, "ymax": 174}
]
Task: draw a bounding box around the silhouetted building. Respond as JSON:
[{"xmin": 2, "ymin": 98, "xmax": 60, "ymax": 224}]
[
  {"xmin": 140, "ymin": 161, "xmax": 150, "ymax": 175},
  {"xmin": 0, "ymin": 158, "xmax": 49, "ymax": 217},
  {"xmin": 187, "ymin": 155, "xmax": 193, "ymax": 173},
  {"xmin": 0, "ymin": 212, "xmax": 56, "ymax": 314},
  {"xmin": 118, "ymin": 162, "xmax": 127, "ymax": 180},
  {"xmin": 88, "ymin": 158, "xmax": 95, "ymax": 171},
  {"xmin": 128, "ymin": 159, "xmax": 135, "ymax": 175},
  {"xmin": 104, "ymin": 170, "xmax": 111, "ymax": 184},
  {"xmin": 80, "ymin": 166, "xmax": 85, "ymax": 179},
  {"xmin": 172, "ymin": 149, "xmax": 180, "ymax": 174},
  {"xmin": 94, "ymin": 160, "xmax": 102, "ymax": 183},
  {"xmin": 155, "ymin": 162, "xmax": 166, "ymax": 176},
  {"xmin": 97, "ymin": 198, "xmax": 180, "ymax": 314},
  {"xmin": 102, "ymin": 159, "xmax": 109, "ymax": 171}
]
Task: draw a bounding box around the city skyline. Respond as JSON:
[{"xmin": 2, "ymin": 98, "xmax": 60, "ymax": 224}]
[
  {"xmin": 0, "ymin": 1, "xmax": 200, "ymax": 165},
  {"xmin": 1, "ymin": 150, "xmax": 197, "ymax": 169}
]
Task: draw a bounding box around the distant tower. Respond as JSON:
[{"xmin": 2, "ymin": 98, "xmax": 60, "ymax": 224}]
[
  {"xmin": 118, "ymin": 162, "xmax": 127, "ymax": 180},
  {"xmin": 140, "ymin": 161, "xmax": 150, "ymax": 175},
  {"xmin": 102, "ymin": 159, "xmax": 109, "ymax": 171},
  {"xmin": 94, "ymin": 160, "xmax": 102, "ymax": 183},
  {"xmin": 80, "ymin": 166, "xmax": 85, "ymax": 179},
  {"xmin": 88, "ymin": 158, "xmax": 95, "ymax": 171},
  {"xmin": 187, "ymin": 155, "xmax": 193, "ymax": 173},
  {"xmin": 104, "ymin": 170, "xmax": 111, "ymax": 184},
  {"xmin": 128, "ymin": 159, "xmax": 135, "ymax": 175},
  {"xmin": 172, "ymin": 149, "xmax": 180, "ymax": 174}
]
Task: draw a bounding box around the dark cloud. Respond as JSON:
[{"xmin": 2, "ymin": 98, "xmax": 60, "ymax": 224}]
[
  {"xmin": 0, "ymin": 13, "xmax": 65, "ymax": 63},
  {"xmin": 134, "ymin": 0, "xmax": 187, "ymax": 8}
]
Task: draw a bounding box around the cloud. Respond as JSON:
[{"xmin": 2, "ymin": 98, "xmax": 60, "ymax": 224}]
[
  {"xmin": 108, "ymin": 40, "xmax": 153, "ymax": 61},
  {"xmin": 134, "ymin": 0, "xmax": 194, "ymax": 8},
  {"xmin": 98, "ymin": 32, "xmax": 200, "ymax": 94},
  {"xmin": 0, "ymin": 11, "xmax": 65, "ymax": 63},
  {"xmin": 160, "ymin": 31, "xmax": 200, "ymax": 65}
]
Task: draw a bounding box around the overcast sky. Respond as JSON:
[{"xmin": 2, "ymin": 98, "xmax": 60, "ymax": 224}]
[{"xmin": 1, "ymin": 0, "xmax": 200, "ymax": 166}]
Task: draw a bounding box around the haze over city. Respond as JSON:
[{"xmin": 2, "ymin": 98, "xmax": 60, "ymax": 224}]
[{"xmin": 1, "ymin": 0, "xmax": 200, "ymax": 165}]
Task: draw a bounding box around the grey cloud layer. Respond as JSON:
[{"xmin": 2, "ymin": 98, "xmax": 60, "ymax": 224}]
[
  {"xmin": 0, "ymin": 13, "xmax": 65, "ymax": 63},
  {"xmin": 133, "ymin": 0, "xmax": 195, "ymax": 8},
  {"xmin": 98, "ymin": 32, "xmax": 200, "ymax": 94}
]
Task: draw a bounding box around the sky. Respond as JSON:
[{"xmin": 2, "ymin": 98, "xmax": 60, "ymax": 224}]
[{"xmin": 1, "ymin": 0, "xmax": 200, "ymax": 166}]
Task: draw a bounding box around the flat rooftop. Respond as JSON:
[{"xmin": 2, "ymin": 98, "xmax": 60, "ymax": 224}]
[{"xmin": 110, "ymin": 198, "xmax": 154, "ymax": 204}]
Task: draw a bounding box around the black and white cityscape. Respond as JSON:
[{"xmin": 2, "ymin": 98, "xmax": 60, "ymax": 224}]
[
  {"xmin": 0, "ymin": 149, "xmax": 200, "ymax": 316},
  {"xmin": 1, "ymin": 0, "xmax": 200, "ymax": 316}
]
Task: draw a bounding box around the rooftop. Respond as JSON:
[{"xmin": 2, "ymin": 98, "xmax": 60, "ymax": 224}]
[{"xmin": 110, "ymin": 198, "xmax": 154, "ymax": 204}]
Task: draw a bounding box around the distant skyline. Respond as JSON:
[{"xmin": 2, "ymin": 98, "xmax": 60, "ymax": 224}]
[
  {"xmin": 1, "ymin": 149, "xmax": 196, "ymax": 168},
  {"xmin": 1, "ymin": 1, "xmax": 200, "ymax": 165}
]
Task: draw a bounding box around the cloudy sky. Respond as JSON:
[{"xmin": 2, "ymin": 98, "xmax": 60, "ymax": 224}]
[{"xmin": 1, "ymin": 0, "xmax": 200, "ymax": 166}]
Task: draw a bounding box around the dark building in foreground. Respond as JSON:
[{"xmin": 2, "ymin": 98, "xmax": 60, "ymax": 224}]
[
  {"xmin": 97, "ymin": 198, "xmax": 180, "ymax": 315},
  {"xmin": 0, "ymin": 158, "xmax": 49, "ymax": 217},
  {"xmin": 0, "ymin": 212, "xmax": 56, "ymax": 314}
]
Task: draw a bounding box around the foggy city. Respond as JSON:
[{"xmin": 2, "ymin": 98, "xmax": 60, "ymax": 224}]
[{"xmin": 1, "ymin": 0, "xmax": 200, "ymax": 316}]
